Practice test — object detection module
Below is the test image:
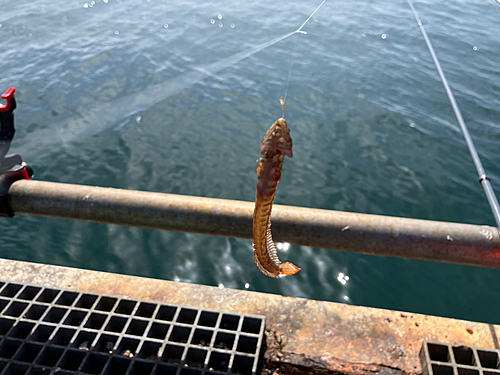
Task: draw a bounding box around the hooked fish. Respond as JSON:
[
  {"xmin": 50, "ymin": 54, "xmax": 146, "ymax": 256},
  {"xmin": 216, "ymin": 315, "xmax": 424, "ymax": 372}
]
[{"xmin": 252, "ymin": 99, "xmax": 301, "ymax": 278}]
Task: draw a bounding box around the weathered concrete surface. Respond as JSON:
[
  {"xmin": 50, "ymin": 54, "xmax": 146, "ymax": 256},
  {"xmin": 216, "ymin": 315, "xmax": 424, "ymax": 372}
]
[
  {"xmin": 263, "ymin": 352, "xmax": 407, "ymax": 375},
  {"xmin": 0, "ymin": 258, "xmax": 498, "ymax": 374}
]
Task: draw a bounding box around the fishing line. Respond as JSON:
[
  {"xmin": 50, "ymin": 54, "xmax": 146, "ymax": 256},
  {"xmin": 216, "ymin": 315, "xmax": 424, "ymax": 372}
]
[
  {"xmin": 406, "ymin": 0, "xmax": 500, "ymax": 229},
  {"xmin": 200, "ymin": 0, "xmax": 326, "ymax": 83},
  {"xmin": 284, "ymin": 0, "xmax": 327, "ymax": 104},
  {"xmin": 283, "ymin": 37, "xmax": 299, "ymax": 104},
  {"xmin": 42, "ymin": 1, "xmax": 328, "ymax": 149},
  {"xmin": 297, "ymin": 0, "xmax": 327, "ymax": 33}
]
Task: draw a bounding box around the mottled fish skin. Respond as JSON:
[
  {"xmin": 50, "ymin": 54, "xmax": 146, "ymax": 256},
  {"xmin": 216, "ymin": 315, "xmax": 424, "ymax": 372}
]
[{"xmin": 253, "ymin": 117, "xmax": 301, "ymax": 278}]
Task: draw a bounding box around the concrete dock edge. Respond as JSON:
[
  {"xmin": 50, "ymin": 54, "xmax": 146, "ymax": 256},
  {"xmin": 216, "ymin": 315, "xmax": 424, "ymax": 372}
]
[{"xmin": 0, "ymin": 258, "xmax": 498, "ymax": 374}]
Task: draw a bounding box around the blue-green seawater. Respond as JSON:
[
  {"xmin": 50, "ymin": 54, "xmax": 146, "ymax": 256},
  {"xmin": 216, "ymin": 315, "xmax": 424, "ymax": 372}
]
[{"xmin": 1, "ymin": 0, "xmax": 500, "ymax": 323}]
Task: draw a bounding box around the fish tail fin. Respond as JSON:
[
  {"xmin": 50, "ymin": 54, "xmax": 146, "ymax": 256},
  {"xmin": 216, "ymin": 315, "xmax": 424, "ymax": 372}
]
[{"xmin": 279, "ymin": 262, "xmax": 301, "ymax": 276}]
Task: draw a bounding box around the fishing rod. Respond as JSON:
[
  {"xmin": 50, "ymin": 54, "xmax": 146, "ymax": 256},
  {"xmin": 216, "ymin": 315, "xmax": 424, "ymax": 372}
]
[
  {"xmin": 488, "ymin": 0, "xmax": 500, "ymax": 13},
  {"xmin": 405, "ymin": 0, "xmax": 500, "ymax": 230}
]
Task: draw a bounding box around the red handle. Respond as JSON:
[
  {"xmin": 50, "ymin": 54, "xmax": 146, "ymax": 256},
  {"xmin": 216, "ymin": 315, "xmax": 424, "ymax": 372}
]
[{"xmin": 0, "ymin": 87, "xmax": 16, "ymax": 112}]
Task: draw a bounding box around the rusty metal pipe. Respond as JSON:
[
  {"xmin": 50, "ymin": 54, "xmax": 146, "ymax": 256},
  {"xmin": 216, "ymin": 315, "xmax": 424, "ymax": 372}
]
[{"xmin": 7, "ymin": 179, "xmax": 500, "ymax": 268}]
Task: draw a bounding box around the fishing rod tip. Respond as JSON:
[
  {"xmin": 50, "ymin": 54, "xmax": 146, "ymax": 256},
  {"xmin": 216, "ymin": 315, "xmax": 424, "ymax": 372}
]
[{"xmin": 280, "ymin": 97, "xmax": 285, "ymax": 118}]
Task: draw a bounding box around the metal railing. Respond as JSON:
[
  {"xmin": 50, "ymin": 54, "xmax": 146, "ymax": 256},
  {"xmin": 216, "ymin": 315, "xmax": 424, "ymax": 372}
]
[{"xmin": 5, "ymin": 179, "xmax": 500, "ymax": 269}]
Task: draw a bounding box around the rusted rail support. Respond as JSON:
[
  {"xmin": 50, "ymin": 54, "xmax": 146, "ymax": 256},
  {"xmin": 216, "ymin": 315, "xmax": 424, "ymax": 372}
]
[{"xmin": 6, "ymin": 179, "xmax": 500, "ymax": 268}]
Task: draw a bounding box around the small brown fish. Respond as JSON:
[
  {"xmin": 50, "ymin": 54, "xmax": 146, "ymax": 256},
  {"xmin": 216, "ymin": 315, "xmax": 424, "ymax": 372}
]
[{"xmin": 252, "ymin": 99, "xmax": 301, "ymax": 278}]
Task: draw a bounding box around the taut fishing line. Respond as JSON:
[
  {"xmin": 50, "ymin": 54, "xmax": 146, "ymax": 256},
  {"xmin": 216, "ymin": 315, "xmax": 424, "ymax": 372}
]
[
  {"xmin": 38, "ymin": 0, "xmax": 328, "ymax": 150},
  {"xmin": 283, "ymin": 37, "xmax": 299, "ymax": 104},
  {"xmin": 284, "ymin": 0, "xmax": 327, "ymax": 104}
]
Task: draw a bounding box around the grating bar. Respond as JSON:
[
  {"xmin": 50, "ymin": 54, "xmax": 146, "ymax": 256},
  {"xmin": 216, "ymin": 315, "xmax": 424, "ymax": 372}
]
[
  {"xmin": 420, "ymin": 340, "xmax": 500, "ymax": 375},
  {"xmin": 0, "ymin": 280, "xmax": 265, "ymax": 375}
]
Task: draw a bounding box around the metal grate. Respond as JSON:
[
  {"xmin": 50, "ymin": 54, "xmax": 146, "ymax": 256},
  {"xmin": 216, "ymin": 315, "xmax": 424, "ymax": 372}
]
[
  {"xmin": 0, "ymin": 280, "xmax": 265, "ymax": 375},
  {"xmin": 420, "ymin": 340, "xmax": 500, "ymax": 375}
]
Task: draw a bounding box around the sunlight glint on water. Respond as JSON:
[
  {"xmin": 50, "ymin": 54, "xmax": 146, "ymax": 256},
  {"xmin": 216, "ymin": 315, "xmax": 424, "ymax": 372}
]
[{"xmin": 0, "ymin": 0, "xmax": 500, "ymax": 324}]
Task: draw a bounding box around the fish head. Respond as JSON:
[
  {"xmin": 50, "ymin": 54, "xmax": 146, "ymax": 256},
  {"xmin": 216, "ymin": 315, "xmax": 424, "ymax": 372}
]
[{"xmin": 260, "ymin": 118, "xmax": 293, "ymax": 158}]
